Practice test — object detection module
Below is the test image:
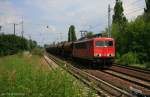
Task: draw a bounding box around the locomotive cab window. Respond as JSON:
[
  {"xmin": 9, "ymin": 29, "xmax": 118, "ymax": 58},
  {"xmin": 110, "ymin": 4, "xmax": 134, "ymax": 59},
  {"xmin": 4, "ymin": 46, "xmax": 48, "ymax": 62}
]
[
  {"xmin": 96, "ymin": 41, "xmax": 113, "ymax": 47},
  {"xmin": 105, "ymin": 41, "xmax": 113, "ymax": 46},
  {"xmin": 96, "ymin": 41, "xmax": 105, "ymax": 46}
]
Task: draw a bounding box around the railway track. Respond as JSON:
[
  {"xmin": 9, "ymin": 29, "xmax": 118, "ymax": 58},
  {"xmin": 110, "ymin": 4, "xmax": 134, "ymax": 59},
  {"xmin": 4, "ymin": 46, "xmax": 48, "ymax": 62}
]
[
  {"xmin": 45, "ymin": 53, "xmax": 150, "ymax": 97},
  {"xmin": 103, "ymin": 69, "xmax": 150, "ymax": 89},
  {"xmin": 73, "ymin": 61, "xmax": 150, "ymax": 96},
  {"xmin": 84, "ymin": 69, "xmax": 150, "ymax": 96},
  {"xmin": 113, "ymin": 64, "xmax": 150, "ymax": 74},
  {"xmin": 110, "ymin": 65, "xmax": 150, "ymax": 82},
  {"xmin": 82, "ymin": 65, "xmax": 150, "ymax": 96}
]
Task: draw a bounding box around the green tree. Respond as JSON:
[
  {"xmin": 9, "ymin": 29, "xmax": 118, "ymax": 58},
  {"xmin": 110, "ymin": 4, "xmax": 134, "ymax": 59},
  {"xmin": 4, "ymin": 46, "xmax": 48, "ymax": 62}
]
[
  {"xmin": 68, "ymin": 25, "xmax": 77, "ymax": 42},
  {"xmin": 0, "ymin": 34, "xmax": 29, "ymax": 56},
  {"xmin": 0, "ymin": 26, "xmax": 2, "ymax": 32},
  {"xmin": 0, "ymin": 34, "xmax": 39, "ymax": 56},
  {"xmin": 110, "ymin": 0, "xmax": 150, "ymax": 65},
  {"xmin": 144, "ymin": 0, "xmax": 150, "ymax": 22},
  {"xmin": 145, "ymin": 0, "xmax": 150, "ymax": 13},
  {"xmin": 28, "ymin": 40, "xmax": 37, "ymax": 50},
  {"xmin": 113, "ymin": 0, "xmax": 127, "ymax": 24},
  {"xmin": 112, "ymin": 0, "xmax": 128, "ymax": 54}
]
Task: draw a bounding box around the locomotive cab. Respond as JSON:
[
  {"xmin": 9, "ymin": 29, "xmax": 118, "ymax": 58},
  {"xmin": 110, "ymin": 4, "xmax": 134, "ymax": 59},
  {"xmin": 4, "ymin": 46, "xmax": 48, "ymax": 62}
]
[
  {"xmin": 94, "ymin": 38, "xmax": 115, "ymax": 66},
  {"xmin": 73, "ymin": 37, "xmax": 115, "ymax": 67}
]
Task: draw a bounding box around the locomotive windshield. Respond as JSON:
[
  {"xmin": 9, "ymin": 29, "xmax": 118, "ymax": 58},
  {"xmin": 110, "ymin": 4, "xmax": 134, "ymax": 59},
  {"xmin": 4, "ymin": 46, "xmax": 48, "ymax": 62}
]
[{"xmin": 96, "ymin": 41, "xmax": 113, "ymax": 47}]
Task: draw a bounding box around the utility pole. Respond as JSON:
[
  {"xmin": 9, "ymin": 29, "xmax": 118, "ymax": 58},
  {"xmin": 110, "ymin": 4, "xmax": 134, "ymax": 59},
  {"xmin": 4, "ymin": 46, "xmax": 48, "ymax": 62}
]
[
  {"xmin": 29, "ymin": 35, "xmax": 31, "ymax": 50},
  {"xmin": 21, "ymin": 16, "xmax": 24, "ymax": 38},
  {"xmin": 0, "ymin": 25, "xmax": 2, "ymax": 33},
  {"xmin": 108, "ymin": 4, "xmax": 111, "ymax": 38},
  {"xmin": 14, "ymin": 23, "xmax": 16, "ymax": 35}
]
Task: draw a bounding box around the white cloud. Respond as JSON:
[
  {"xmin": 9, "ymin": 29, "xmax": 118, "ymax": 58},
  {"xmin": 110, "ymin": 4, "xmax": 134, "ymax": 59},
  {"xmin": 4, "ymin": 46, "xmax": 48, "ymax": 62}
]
[
  {"xmin": 0, "ymin": 0, "xmax": 23, "ymax": 24},
  {"xmin": 25, "ymin": 0, "xmax": 113, "ymax": 24},
  {"xmin": 0, "ymin": 0, "xmax": 24, "ymax": 34},
  {"xmin": 0, "ymin": 0, "xmax": 146, "ymax": 45},
  {"xmin": 24, "ymin": 0, "xmax": 115, "ymax": 41}
]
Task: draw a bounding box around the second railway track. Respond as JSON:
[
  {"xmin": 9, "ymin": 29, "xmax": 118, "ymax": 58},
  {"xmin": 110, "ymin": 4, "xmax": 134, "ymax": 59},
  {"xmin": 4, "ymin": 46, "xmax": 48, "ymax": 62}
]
[
  {"xmin": 103, "ymin": 69, "xmax": 150, "ymax": 89},
  {"xmin": 111, "ymin": 65, "xmax": 150, "ymax": 82}
]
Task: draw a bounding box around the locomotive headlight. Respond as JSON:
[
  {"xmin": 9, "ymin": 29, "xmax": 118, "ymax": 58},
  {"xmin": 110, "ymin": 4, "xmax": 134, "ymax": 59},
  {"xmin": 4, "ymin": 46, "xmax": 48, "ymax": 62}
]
[
  {"xmin": 107, "ymin": 54, "xmax": 110, "ymax": 56},
  {"xmin": 94, "ymin": 54, "xmax": 102, "ymax": 57}
]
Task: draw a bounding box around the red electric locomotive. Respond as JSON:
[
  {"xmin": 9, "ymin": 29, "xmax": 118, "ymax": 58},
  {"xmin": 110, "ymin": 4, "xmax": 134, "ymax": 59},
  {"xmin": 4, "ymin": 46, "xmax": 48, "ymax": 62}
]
[
  {"xmin": 46, "ymin": 36, "xmax": 115, "ymax": 68},
  {"xmin": 73, "ymin": 37, "xmax": 115, "ymax": 67}
]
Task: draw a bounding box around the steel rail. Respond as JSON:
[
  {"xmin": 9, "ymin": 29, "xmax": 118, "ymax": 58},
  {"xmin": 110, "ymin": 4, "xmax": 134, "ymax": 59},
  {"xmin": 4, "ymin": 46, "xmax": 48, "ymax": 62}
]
[{"xmin": 45, "ymin": 53, "xmax": 136, "ymax": 97}]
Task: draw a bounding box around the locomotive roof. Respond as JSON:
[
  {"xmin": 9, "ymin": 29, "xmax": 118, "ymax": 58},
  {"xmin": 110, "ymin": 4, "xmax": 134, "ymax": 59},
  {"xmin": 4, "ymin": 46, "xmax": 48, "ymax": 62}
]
[{"xmin": 74, "ymin": 37, "xmax": 114, "ymax": 43}]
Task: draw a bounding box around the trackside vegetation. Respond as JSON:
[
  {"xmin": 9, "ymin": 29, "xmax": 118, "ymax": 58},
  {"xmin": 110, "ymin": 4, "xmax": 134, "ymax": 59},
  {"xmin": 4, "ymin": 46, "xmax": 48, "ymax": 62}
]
[
  {"xmin": 0, "ymin": 54, "xmax": 96, "ymax": 97},
  {"xmin": 109, "ymin": 0, "xmax": 150, "ymax": 69},
  {"xmin": 0, "ymin": 34, "xmax": 37, "ymax": 56}
]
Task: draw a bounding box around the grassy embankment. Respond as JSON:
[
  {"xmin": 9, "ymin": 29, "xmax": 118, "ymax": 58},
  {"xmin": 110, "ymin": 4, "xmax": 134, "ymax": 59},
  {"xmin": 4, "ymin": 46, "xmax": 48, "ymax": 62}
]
[{"xmin": 0, "ymin": 53, "xmax": 96, "ymax": 97}]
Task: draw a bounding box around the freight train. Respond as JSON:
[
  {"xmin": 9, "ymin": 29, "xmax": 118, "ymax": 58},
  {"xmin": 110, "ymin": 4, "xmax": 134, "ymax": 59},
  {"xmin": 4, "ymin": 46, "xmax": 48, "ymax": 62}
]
[{"xmin": 46, "ymin": 37, "xmax": 115, "ymax": 68}]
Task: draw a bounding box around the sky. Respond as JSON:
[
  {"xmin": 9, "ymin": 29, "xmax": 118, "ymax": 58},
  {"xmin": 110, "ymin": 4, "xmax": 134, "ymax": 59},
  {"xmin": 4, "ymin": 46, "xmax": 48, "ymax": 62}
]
[{"xmin": 0, "ymin": 0, "xmax": 146, "ymax": 46}]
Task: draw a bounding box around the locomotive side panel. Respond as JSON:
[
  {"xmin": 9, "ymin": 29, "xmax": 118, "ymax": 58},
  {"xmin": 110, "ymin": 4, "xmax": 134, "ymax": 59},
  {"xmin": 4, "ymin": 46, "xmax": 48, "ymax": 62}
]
[{"xmin": 73, "ymin": 40, "xmax": 94, "ymax": 59}]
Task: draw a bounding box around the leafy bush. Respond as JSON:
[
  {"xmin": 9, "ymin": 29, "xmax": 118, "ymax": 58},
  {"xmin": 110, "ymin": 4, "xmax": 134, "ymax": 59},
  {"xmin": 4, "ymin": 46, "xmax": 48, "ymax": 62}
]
[
  {"xmin": 0, "ymin": 34, "xmax": 38, "ymax": 56},
  {"xmin": 0, "ymin": 34, "xmax": 28, "ymax": 56},
  {"xmin": 116, "ymin": 52, "xmax": 121, "ymax": 59},
  {"xmin": 145, "ymin": 62, "xmax": 150, "ymax": 69},
  {"xmin": 119, "ymin": 52, "xmax": 139, "ymax": 65}
]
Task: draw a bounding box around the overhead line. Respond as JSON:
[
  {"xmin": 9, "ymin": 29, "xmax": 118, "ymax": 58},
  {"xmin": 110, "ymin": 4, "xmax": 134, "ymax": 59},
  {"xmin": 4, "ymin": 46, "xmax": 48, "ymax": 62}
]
[
  {"xmin": 125, "ymin": 0, "xmax": 143, "ymax": 6},
  {"xmin": 125, "ymin": 5, "xmax": 145, "ymax": 11},
  {"xmin": 125, "ymin": 8, "xmax": 144, "ymax": 15},
  {"xmin": 126, "ymin": 7, "xmax": 145, "ymax": 12},
  {"xmin": 89, "ymin": 23, "xmax": 103, "ymax": 30}
]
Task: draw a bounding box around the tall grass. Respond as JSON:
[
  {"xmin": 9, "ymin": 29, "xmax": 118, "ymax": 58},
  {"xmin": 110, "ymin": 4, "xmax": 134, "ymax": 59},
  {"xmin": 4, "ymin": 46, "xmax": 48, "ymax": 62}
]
[{"xmin": 0, "ymin": 54, "xmax": 95, "ymax": 97}]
